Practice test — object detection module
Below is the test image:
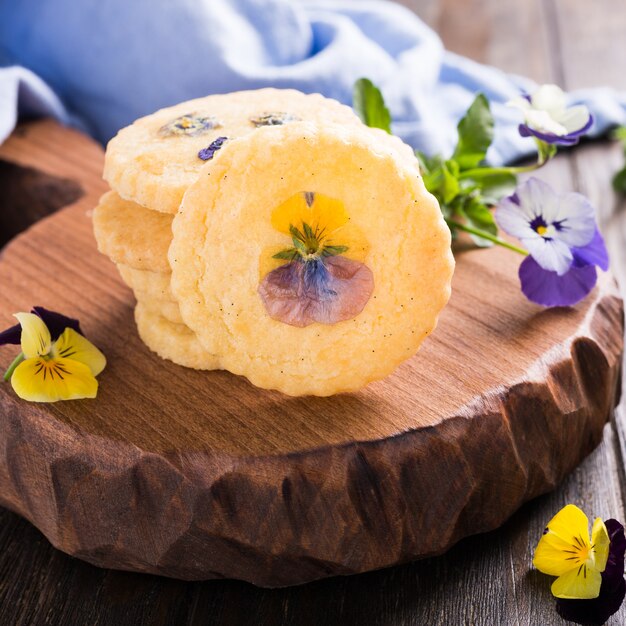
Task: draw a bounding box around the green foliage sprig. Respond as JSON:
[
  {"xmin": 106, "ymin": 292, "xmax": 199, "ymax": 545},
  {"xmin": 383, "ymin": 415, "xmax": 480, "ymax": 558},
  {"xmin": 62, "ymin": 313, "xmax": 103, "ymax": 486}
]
[{"xmin": 352, "ymin": 80, "xmax": 556, "ymax": 254}]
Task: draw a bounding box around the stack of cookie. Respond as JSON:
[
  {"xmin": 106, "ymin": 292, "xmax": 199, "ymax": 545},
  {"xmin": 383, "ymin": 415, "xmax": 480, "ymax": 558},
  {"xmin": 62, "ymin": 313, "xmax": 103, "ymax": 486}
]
[
  {"xmin": 94, "ymin": 89, "xmax": 364, "ymax": 369},
  {"xmin": 94, "ymin": 89, "xmax": 454, "ymax": 395}
]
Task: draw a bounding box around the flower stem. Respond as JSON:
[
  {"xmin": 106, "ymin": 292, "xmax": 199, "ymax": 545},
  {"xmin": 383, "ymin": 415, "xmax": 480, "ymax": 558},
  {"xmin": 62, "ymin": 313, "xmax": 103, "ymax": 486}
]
[
  {"xmin": 458, "ymin": 162, "xmax": 541, "ymax": 180},
  {"xmin": 3, "ymin": 352, "xmax": 25, "ymax": 382},
  {"xmin": 446, "ymin": 220, "xmax": 528, "ymax": 255}
]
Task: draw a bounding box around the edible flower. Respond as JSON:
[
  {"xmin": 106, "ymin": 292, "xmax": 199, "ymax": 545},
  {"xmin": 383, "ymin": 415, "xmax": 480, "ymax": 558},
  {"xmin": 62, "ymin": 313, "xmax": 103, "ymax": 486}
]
[
  {"xmin": 534, "ymin": 505, "xmax": 626, "ymax": 625},
  {"xmin": 496, "ymin": 178, "xmax": 608, "ymax": 306},
  {"xmin": 198, "ymin": 136, "xmax": 228, "ymax": 161},
  {"xmin": 1, "ymin": 308, "xmax": 106, "ymax": 402},
  {"xmin": 258, "ymin": 191, "xmax": 373, "ymax": 327},
  {"xmin": 508, "ymin": 84, "xmax": 593, "ymax": 146}
]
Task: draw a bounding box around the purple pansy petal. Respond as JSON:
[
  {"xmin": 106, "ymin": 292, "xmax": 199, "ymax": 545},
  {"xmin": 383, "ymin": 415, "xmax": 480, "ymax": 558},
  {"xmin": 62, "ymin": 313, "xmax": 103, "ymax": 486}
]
[
  {"xmin": 258, "ymin": 256, "xmax": 374, "ymax": 327},
  {"xmin": 556, "ymin": 519, "xmax": 625, "ymax": 626},
  {"xmin": 519, "ymin": 123, "xmax": 581, "ymax": 146},
  {"xmin": 556, "ymin": 578, "xmax": 625, "ymax": 626},
  {"xmin": 0, "ymin": 322, "xmax": 22, "ymax": 346},
  {"xmin": 32, "ymin": 307, "xmax": 82, "ymax": 340},
  {"xmin": 519, "ymin": 255, "xmax": 597, "ymax": 307},
  {"xmin": 0, "ymin": 307, "xmax": 83, "ymax": 346},
  {"xmin": 604, "ymin": 519, "xmax": 626, "ymax": 591},
  {"xmin": 573, "ymin": 228, "xmax": 609, "ymax": 272},
  {"xmin": 198, "ymin": 136, "xmax": 228, "ymax": 161}
]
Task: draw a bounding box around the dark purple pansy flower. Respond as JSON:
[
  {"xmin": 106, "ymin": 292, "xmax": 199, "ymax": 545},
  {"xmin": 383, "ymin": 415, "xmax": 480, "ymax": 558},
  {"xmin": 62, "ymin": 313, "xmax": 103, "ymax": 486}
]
[
  {"xmin": 0, "ymin": 307, "xmax": 82, "ymax": 346},
  {"xmin": 258, "ymin": 256, "xmax": 374, "ymax": 327},
  {"xmin": 198, "ymin": 136, "xmax": 228, "ymax": 161},
  {"xmin": 556, "ymin": 519, "xmax": 626, "ymax": 625},
  {"xmin": 496, "ymin": 178, "xmax": 608, "ymax": 307},
  {"xmin": 508, "ymin": 84, "xmax": 593, "ymax": 146}
]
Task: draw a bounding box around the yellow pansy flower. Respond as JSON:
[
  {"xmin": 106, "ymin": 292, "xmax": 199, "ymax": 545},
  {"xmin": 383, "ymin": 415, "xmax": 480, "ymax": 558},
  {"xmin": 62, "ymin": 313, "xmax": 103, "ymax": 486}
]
[
  {"xmin": 533, "ymin": 504, "xmax": 610, "ymax": 599},
  {"xmin": 3, "ymin": 311, "xmax": 106, "ymax": 402}
]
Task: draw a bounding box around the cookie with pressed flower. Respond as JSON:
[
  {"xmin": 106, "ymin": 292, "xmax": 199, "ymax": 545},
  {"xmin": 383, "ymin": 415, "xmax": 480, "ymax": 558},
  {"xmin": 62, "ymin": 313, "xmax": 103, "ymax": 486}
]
[
  {"xmin": 93, "ymin": 191, "xmax": 173, "ymax": 271},
  {"xmin": 117, "ymin": 265, "xmax": 174, "ymax": 301},
  {"xmin": 170, "ymin": 122, "xmax": 454, "ymax": 396},
  {"xmin": 136, "ymin": 297, "xmax": 184, "ymax": 325},
  {"xmin": 104, "ymin": 89, "xmax": 363, "ymax": 214},
  {"xmin": 134, "ymin": 304, "xmax": 219, "ymax": 370}
]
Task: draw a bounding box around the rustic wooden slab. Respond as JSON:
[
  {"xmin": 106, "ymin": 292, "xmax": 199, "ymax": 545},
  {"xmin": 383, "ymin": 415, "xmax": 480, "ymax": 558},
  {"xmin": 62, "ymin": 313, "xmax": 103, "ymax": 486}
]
[{"xmin": 0, "ymin": 120, "xmax": 623, "ymax": 588}]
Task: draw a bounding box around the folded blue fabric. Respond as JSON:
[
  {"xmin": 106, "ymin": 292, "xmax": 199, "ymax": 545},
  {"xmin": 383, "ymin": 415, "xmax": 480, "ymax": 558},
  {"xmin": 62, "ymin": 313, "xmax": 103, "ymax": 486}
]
[{"xmin": 1, "ymin": 0, "xmax": 625, "ymax": 164}]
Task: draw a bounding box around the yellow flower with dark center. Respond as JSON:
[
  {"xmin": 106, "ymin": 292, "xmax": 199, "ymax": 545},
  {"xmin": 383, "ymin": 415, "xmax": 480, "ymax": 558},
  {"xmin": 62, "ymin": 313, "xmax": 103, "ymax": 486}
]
[
  {"xmin": 7, "ymin": 312, "xmax": 106, "ymax": 402},
  {"xmin": 533, "ymin": 504, "xmax": 610, "ymax": 599},
  {"xmin": 259, "ymin": 191, "xmax": 374, "ymax": 327}
]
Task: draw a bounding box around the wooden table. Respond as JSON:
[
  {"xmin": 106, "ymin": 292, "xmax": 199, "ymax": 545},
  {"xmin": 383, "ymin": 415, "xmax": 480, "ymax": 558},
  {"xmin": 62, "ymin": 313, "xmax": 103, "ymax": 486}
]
[{"xmin": 0, "ymin": 0, "xmax": 625, "ymax": 623}]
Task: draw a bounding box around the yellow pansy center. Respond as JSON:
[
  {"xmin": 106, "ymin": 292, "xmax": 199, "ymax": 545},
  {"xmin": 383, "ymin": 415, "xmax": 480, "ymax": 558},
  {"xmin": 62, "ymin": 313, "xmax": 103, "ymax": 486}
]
[{"xmin": 536, "ymin": 224, "xmax": 548, "ymax": 236}]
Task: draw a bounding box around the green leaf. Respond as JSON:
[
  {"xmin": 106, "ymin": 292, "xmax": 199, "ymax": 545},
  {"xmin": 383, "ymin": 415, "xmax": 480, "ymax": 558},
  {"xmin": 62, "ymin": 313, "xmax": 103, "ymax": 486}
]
[
  {"xmin": 460, "ymin": 197, "xmax": 498, "ymax": 247},
  {"xmin": 322, "ymin": 245, "xmax": 349, "ymax": 257},
  {"xmin": 473, "ymin": 172, "xmax": 517, "ymax": 205},
  {"xmin": 452, "ymin": 94, "xmax": 494, "ymax": 170},
  {"xmin": 613, "ymin": 126, "xmax": 626, "ymax": 143},
  {"xmin": 352, "ymin": 78, "xmax": 392, "ymax": 133},
  {"xmin": 441, "ymin": 161, "xmax": 460, "ymax": 204},
  {"xmin": 273, "ymin": 248, "xmax": 299, "ymax": 260},
  {"xmin": 612, "ymin": 167, "xmax": 626, "ymax": 194}
]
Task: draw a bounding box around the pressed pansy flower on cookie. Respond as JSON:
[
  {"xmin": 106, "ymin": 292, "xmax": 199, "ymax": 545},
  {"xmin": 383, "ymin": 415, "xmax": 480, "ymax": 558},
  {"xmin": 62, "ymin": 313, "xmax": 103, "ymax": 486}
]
[
  {"xmin": 258, "ymin": 191, "xmax": 373, "ymax": 327},
  {"xmin": 0, "ymin": 308, "xmax": 106, "ymax": 402}
]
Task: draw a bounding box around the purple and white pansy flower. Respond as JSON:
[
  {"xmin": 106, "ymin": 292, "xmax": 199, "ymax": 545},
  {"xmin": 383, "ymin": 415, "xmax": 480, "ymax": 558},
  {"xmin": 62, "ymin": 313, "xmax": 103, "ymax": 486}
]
[
  {"xmin": 508, "ymin": 84, "xmax": 593, "ymax": 146},
  {"xmin": 496, "ymin": 178, "xmax": 609, "ymax": 307}
]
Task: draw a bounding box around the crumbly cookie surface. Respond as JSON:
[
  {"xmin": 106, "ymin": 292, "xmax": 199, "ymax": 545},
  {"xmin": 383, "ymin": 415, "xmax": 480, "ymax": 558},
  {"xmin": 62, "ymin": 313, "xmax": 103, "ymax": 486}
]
[
  {"xmin": 134, "ymin": 303, "xmax": 219, "ymax": 370},
  {"xmin": 170, "ymin": 122, "xmax": 454, "ymax": 396},
  {"xmin": 104, "ymin": 89, "xmax": 362, "ymax": 214},
  {"xmin": 93, "ymin": 191, "xmax": 173, "ymax": 271}
]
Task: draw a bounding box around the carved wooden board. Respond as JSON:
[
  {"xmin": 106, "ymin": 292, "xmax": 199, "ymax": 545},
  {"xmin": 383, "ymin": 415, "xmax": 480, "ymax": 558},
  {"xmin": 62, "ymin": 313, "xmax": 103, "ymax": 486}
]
[{"xmin": 0, "ymin": 121, "xmax": 623, "ymax": 588}]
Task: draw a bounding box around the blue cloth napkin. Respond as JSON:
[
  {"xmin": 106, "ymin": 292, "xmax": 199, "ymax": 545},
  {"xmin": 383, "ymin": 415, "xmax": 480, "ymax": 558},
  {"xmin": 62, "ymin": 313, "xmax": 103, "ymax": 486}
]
[{"xmin": 1, "ymin": 0, "xmax": 625, "ymax": 164}]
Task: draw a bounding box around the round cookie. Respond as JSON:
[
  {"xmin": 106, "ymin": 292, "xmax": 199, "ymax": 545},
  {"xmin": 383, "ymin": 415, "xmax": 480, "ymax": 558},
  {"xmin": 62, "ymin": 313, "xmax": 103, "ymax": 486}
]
[
  {"xmin": 135, "ymin": 297, "xmax": 184, "ymax": 326},
  {"xmin": 104, "ymin": 89, "xmax": 363, "ymax": 214},
  {"xmin": 93, "ymin": 191, "xmax": 173, "ymax": 271},
  {"xmin": 117, "ymin": 264, "xmax": 173, "ymax": 301},
  {"xmin": 170, "ymin": 122, "xmax": 454, "ymax": 396},
  {"xmin": 134, "ymin": 303, "xmax": 219, "ymax": 370}
]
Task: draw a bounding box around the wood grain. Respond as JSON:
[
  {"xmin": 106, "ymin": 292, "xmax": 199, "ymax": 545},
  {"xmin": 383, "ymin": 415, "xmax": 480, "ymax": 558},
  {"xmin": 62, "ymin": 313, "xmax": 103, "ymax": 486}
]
[
  {"xmin": 0, "ymin": 113, "xmax": 623, "ymax": 588},
  {"xmin": 0, "ymin": 0, "xmax": 626, "ymax": 622}
]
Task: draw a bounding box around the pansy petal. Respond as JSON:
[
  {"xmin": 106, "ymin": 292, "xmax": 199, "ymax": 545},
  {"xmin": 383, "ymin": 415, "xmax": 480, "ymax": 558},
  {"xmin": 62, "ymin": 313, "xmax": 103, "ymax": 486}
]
[
  {"xmin": 545, "ymin": 505, "xmax": 591, "ymax": 543},
  {"xmin": 523, "ymin": 236, "xmax": 573, "ymax": 275},
  {"xmin": 534, "ymin": 531, "xmax": 586, "ymax": 576},
  {"xmin": 524, "ymin": 109, "xmax": 567, "ymax": 135},
  {"xmin": 520, "ymin": 178, "xmax": 562, "ymax": 223},
  {"xmin": 14, "ymin": 312, "xmax": 51, "ymax": 358},
  {"xmin": 11, "ymin": 357, "xmax": 98, "ymax": 402},
  {"xmin": 556, "ymin": 577, "xmax": 626, "ymax": 626},
  {"xmin": 591, "ymin": 517, "xmax": 610, "ymax": 572},
  {"xmin": 531, "ymin": 84, "xmax": 567, "ymax": 117},
  {"xmin": 572, "ymin": 228, "xmax": 609, "ymax": 271},
  {"xmin": 559, "ymin": 105, "xmax": 592, "ymax": 134},
  {"xmin": 519, "ymin": 256, "xmax": 597, "ymax": 307},
  {"xmin": 271, "ymin": 193, "xmax": 311, "ymax": 235},
  {"xmin": 51, "ymin": 328, "xmax": 106, "ymax": 376},
  {"xmin": 32, "ymin": 306, "xmax": 82, "ymax": 341},
  {"xmin": 0, "ymin": 321, "xmax": 22, "ymax": 346},
  {"xmin": 553, "ymin": 192, "xmax": 596, "ymax": 248},
  {"xmin": 258, "ymin": 256, "xmax": 374, "ymax": 327},
  {"xmin": 495, "ymin": 197, "xmax": 537, "ymax": 239},
  {"xmin": 551, "ymin": 566, "xmax": 603, "ymax": 600},
  {"xmin": 604, "ymin": 519, "xmax": 626, "ymax": 588},
  {"xmin": 310, "ymin": 193, "xmax": 350, "ymax": 234}
]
